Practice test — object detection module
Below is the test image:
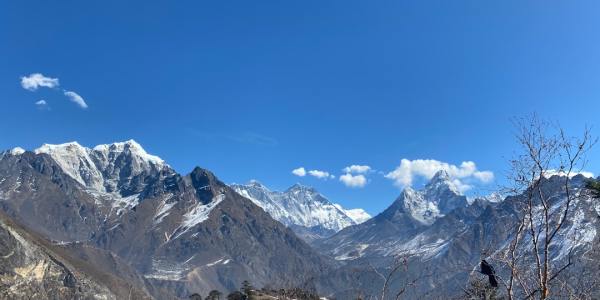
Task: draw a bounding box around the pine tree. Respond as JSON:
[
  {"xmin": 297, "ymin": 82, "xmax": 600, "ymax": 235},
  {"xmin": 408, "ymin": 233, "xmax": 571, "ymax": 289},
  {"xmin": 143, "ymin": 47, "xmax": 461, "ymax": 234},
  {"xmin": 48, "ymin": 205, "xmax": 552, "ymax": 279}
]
[
  {"xmin": 586, "ymin": 179, "xmax": 600, "ymax": 198},
  {"xmin": 206, "ymin": 290, "xmax": 222, "ymax": 300},
  {"xmin": 189, "ymin": 293, "xmax": 202, "ymax": 300}
]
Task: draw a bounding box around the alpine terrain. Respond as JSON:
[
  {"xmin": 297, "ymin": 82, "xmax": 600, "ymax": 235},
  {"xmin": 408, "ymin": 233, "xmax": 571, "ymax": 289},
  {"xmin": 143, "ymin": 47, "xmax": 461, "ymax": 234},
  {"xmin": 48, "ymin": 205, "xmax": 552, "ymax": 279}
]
[
  {"xmin": 1, "ymin": 141, "xmax": 599, "ymax": 299},
  {"xmin": 231, "ymin": 181, "xmax": 370, "ymax": 242},
  {"xmin": 0, "ymin": 141, "xmax": 330, "ymax": 298}
]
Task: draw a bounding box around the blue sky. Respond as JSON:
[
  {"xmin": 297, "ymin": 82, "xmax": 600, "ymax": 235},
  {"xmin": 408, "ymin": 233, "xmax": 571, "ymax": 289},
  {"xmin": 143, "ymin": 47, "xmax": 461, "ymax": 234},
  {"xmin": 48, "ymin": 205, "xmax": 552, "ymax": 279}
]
[{"xmin": 2, "ymin": 1, "xmax": 600, "ymax": 215}]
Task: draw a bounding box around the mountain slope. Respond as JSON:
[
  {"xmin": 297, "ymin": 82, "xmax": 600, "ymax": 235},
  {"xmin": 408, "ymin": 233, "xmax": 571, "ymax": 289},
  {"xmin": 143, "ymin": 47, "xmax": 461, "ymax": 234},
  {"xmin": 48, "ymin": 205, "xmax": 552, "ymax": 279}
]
[
  {"xmin": 0, "ymin": 142, "xmax": 332, "ymax": 297},
  {"xmin": 316, "ymin": 170, "xmax": 467, "ymax": 260},
  {"xmin": 0, "ymin": 211, "xmax": 152, "ymax": 299},
  {"xmin": 231, "ymin": 181, "xmax": 370, "ymax": 241},
  {"xmin": 315, "ymin": 173, "xmax": 600, "ymax": 299}
]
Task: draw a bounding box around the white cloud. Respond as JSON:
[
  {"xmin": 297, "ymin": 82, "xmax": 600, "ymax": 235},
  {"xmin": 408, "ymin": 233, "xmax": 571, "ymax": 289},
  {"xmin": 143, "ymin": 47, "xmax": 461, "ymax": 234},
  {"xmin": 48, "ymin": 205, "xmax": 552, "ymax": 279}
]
[
  {"xmin": 340, "ymin": 173, "xmax": 367, "ymax": 188},
  {"xmin": 21, "ymin": 73, "xmax": 59, "ymax": 91},
  {"xmin": 449, "ymin": 178, "xmax": 473, "ymax": 194},
  {"xmin": 35, "ymin": 100, "xmax": 49, "ymax": 110},
  {"xmin": 308, "ymin": 170, "xmax": 335, "ymax": 180},
  {"xmin": 292, "ymin": 167, "xmax": 306, "ymax": 177},
  {"xmin": 63, "ymin": 90, "xmax": 88, "ymax": 109},
  {"xmin": 473, "ymin": 170, "xmax": 494, "ymax": 182},
  {"xmin": 342, "ymin": 165, "xmax": 372, "ymax": 174},
  {"xmin": 385, "ymin": 159, "xmax": 494, "ymax": 191}
]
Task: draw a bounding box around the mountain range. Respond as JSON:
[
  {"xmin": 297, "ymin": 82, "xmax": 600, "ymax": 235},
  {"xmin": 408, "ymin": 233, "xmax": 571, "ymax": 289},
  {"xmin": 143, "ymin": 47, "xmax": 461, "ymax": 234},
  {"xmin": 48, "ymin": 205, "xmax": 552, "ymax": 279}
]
[
  {"xmin": 314, "ymin": 171, "xmax": 600, "ymax": 298},
  {"xmin": 0, "ymin": 141, "xmax": 330, "ymax": 298},
  {"xmin": 0, "ymin": 140, "xmax": 598, "ymax": 299},
  {"xmin": 231, "ymin": 180, "xmax": 370, "ymax": 242}
]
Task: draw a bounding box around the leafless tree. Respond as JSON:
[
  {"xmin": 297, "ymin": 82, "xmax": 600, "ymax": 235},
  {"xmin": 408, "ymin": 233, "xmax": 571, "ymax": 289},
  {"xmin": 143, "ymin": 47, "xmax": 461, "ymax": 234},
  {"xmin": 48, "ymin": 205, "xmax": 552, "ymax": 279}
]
[
  {"xmin": 362, "ymin": 252, "xmax": 430, "ymax": 300},
  {"xmin": 497, "ymin": 115, "xmax": 596, "ymax": 300}
]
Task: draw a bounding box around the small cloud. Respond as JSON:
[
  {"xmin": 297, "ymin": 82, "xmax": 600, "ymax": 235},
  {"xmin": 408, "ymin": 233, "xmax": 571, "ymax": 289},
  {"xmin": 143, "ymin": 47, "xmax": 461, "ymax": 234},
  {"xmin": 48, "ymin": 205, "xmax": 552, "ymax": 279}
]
[
  {"xmin": 308, "ymin": 169, "xmax": 335, "ymax": 180},
  {"xmin": 342, "ymin": 165, "xmax": 372, "ymax": 174},
  {"xmin": 35, "ymin": 100, "xmax": 49, "ymax": 110},
  {"xmin": 21, "ymin": 73, "xmax": 59, "ymax": 91},
  {"xmin": 292, "ymin": 167, "xmax": 306, "ymax": 177},
  {"xmin": 385, "ymin": 159, "xmax": 494, "ymax": 192},
  {"xmin": 340, "ymin": 173, "xmax": 367, "ymax": 188},
  {"xmin": 63, "ymin": 90, "xmax": 88, "ymax": 109}
]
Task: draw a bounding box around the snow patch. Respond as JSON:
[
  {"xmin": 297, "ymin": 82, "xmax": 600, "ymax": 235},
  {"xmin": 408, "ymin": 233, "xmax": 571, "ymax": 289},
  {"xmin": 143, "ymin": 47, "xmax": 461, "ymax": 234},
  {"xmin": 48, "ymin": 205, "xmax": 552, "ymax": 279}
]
[
  {"xmin": 205, "ymin": 257, "xmax": 231, "ymax": 267},
  {"xmin": 144, "ymin": 259, "xmax": 187, "ymax": 281},
  {"xmin": 334, "ymin": 243, "xmax": 369, "ymax": 261},
  {"xmin": 172, "ymin": 194, "xmax": 225, "ymax": 239},
  {"xmin": 154, "ymin": 198, "xmax": 177, "ymax": 225}
]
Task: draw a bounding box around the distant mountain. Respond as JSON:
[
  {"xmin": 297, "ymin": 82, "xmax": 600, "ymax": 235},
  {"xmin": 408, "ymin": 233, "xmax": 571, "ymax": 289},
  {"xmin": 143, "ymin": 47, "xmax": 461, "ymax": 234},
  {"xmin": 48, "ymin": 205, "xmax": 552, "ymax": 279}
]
[
  {"xmin": 316, "ymin": 170, "xmax": 467, "ymax": 260},
  {"xmin": 231, "ymin": 181, "xmax": 370, "ymax": 242},
  {"xmin": 0, "ymin": 141, "xmax": 331, "ymax": 297}
]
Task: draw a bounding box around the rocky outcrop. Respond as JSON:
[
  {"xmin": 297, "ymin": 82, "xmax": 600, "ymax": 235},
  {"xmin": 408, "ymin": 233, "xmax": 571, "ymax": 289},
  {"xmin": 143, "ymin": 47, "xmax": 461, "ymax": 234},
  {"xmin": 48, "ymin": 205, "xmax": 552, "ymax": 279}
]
[{"xmin": 0, "ymin": 212, "xmax": 152, "ymax": 299}]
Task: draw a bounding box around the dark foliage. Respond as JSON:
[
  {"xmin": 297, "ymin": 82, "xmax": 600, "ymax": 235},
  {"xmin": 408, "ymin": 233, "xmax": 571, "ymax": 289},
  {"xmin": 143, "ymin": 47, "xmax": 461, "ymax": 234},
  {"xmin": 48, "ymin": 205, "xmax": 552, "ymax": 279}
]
[
  {"xmin": 189, "ymin": 293, "xmax": 202, "ymax": 300},
  {"xmin": 480, "ymin": 260, "xmax": 498, "ymax": 288}
]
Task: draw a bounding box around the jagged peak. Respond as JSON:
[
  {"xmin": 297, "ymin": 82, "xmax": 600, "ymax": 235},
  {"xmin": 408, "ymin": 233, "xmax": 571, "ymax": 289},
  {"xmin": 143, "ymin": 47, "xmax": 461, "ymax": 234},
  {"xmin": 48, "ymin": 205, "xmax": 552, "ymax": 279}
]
[
  {"xmin": 33, "ymin": 140, "xmax": 165, "ymax": 165},
  {"xmin": 286, "ymin": 182, "xmax": 317, "ymax": 193},
  {"xmin": 425, "ymin": 170, "xmax": 461, "ymax": 195},
  {"xmin": 189, "ymin": 166, "xmax": 218, "ymax": 180},
  {"xmin": 247, "ymin": 179, "xmax": 267, "ymax": 188},
  {"xmin": 428, "ymin": 170, "xmax": 451, "ymax": 184},
  {"xmin": 9, "ymin": 147, "xmax": 25, "ymax": 155},
  {"xmin": 402, "ymin": 186, "xmax": 417, "ymax": 195},
  {"xmin": 93, "ymin": 139, "xmax": 164, "ymax": 164},
  {"xmin": 35, "ymin": 141, "xmax": 86, "ymax": 154}
]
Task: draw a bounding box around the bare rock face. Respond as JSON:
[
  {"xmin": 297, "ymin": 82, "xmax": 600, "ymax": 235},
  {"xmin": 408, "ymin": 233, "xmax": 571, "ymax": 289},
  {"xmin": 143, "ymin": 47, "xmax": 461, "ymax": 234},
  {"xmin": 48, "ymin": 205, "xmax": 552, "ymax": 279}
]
[{"xmin": 0, "ymin": 212, "xmax": 152, "ymax": 300}]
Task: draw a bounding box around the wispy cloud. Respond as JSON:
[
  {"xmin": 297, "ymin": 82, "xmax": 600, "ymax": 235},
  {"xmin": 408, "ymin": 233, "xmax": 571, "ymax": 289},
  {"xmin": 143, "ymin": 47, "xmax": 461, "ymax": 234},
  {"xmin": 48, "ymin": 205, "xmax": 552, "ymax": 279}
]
[
  {"xmin": 340, "ymin": 173, "xmax": 367, "ymax": 188},
  {"xmin": 385, "ymin": 159, "xmax": 494, "ymax": 192},
  {"xmin": 20, "ymin": 73, "xmax": 59, "ymax": 91},
  {"xmin": 292, "ymin": 167, "xmax": 306, "ymax": 177},
  {"xmin": 20, "ymin": 73, "xmax": 89, "ymax": 109},
  {"xmin": 63, "ymin": 90, "xmax": 88, "ymax": 109}
]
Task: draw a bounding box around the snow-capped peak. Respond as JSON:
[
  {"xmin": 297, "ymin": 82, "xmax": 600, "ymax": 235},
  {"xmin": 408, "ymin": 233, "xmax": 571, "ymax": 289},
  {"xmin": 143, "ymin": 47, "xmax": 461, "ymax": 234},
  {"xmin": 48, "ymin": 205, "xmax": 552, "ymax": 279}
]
[
  {"xmin": 9, "ymin": 147, "xmax": 25, "ymax": 155},
  {"xmin": 430, "ymin": 169, "xmax": 451, "ymax": 182},
  {"xmin": 93, "ymin": 139, "xmax": 164, "ymax": 165},
  {"xmin": 424, "ymin": 170, "xmax": 459, "ymax": 195},
  {"xmin": 398, "ymin": 172, "xmax": 468, "ymax": 225},
  {"xmin": 32, "ymin": 140, "xmax": 168, "ymax": 194},
  {"xmin": 286, "ymin": 182, "xmax": 316, "ymax": 193},
  {"xmin": 478, "ymin": 192, "xmax": 505, "ymax": 203},
  {"xmin": 36, "ymin": 141, "xmax": 85, "ymax": 154},
  {"xmin": 35, "ymin": 141, "xmax": 105, "ymax": 190},
  {"xmin": 247, "ymin": 179, "xmax": 268, "ymax": 189},
  {"xmin": 231, "ymin": 182, "xmax": 369, "ymax": 233}
]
